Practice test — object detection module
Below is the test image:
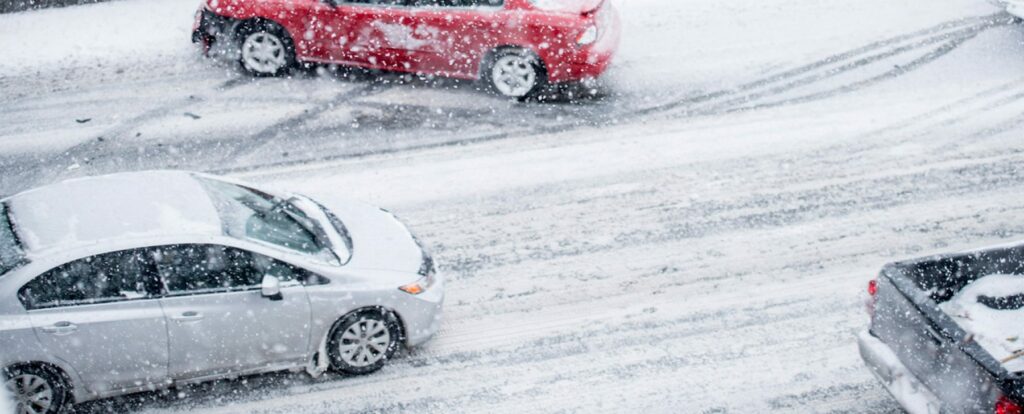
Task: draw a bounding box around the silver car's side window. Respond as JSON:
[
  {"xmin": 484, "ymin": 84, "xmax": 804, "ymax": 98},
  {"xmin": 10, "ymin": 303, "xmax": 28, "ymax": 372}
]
[
  {"xmin": 151, "ymin": 244, "xmax": 263, "ymax": 295},
  {"xmin": 18, "ymin": 249, "xmax": 159, "ymax": 310},
  {"xmin": 251, "ymin": 253, "xmax": 299, "ymax": 282}
]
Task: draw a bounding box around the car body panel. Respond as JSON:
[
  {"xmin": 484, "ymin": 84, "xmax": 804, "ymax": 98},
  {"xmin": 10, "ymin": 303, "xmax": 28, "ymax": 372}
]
[
  {"xmin": 193, "ymin": 0, "xmax": 620, "ymax": 83},
  {"xmin": 27, "ymin": 300, "xmax": 170, "ymax": 395},
  {"xmin": 160, "ymin": 284, "xmax": 312, "ymax": 380}
]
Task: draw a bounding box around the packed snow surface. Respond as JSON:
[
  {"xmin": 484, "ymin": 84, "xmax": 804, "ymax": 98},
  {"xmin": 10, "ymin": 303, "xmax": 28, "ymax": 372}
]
[
  {"xmin": 3, "ymin": 0, "xmax": 1024, "ymax": 412},
  {"xmin": 940, "ymin": 274, "xmax": 1024, "ymax": 372}
]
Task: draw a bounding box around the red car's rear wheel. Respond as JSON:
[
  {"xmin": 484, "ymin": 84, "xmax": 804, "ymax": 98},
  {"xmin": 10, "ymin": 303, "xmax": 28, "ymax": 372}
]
[
  {"xmin": 237, "ymin": 21, "xmax": 295, "ymax": 77},
  {"xmin": 484, "ymin": 48, "xmax": 546, "ymax": 100}
]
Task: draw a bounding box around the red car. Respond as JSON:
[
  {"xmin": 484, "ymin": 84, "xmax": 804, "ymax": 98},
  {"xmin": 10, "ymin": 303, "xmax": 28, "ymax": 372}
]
[{"xmin": 193, "ymin": 0, "xmax": 620, "ymax": 99}]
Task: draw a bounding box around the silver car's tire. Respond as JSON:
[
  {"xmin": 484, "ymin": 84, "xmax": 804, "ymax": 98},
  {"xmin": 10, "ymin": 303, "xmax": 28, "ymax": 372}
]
[
  {"xmin": 237, "ymin": 22, "xmax": 295, "ymax": 77},
  {"xmin": 484, "ymin": 48, "xmax": 546, "ymax": 100},
  {"xmin": 328, "ymin": 310, "xmax": 401, "ymax": 375},
  {"xmin": 3, "ymin": 366, "xmax": 68, "ymax": 414}
]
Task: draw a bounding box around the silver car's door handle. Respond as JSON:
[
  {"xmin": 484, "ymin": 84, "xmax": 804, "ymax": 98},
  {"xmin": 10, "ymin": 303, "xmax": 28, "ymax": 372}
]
[
  {"xmin": 171, "ymin": 311, "xmax": 204, "ymax": 323},
  {"xmin": 40, "ymin": 321, "xmax": 78, "ymax": 335}
]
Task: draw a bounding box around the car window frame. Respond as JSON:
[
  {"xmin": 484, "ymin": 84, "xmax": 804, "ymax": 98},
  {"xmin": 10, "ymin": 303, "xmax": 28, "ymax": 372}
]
[
  {"xmin": 18, "ymin": 248, "xmax": 163, "ymax": 311},
  {"xmin": 0, "ymin": 202, "xmax": 28, "ymax": 277},
  {"xmin": 151, "ymin": 243, "xmax": 321, "ymax": 298},
  {"xmin": 152, "ymin": 244, "xmax": 264, "ymax": 298}
]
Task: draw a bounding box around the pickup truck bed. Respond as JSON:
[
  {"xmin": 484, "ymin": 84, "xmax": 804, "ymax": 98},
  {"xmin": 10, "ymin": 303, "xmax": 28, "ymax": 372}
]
[{"xmin": 860, "ymin": 242, "xmax": 1024, "ymax": 414}]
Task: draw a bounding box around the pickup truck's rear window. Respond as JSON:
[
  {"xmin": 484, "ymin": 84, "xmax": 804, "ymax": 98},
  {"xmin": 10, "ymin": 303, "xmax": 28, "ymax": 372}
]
[{"xmin": 0, "ymin": 203, "xmax": 26, "ymax": 276}]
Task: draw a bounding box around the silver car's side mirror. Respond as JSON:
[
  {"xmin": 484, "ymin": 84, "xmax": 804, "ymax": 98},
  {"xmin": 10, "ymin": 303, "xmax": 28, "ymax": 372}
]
[{"xmin": 261, "ymin": 275, "xmax": 283, "ymax": 301}]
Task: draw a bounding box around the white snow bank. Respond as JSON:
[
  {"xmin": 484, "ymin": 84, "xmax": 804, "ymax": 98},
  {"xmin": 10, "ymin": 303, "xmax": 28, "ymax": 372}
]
[
  {"xmin": 0, "ymin": 0, "xmax": 199, "ymax": 73},
  {"xmin": 939, "ymin": 274, "xmax": 1024, "ymax": 372}
]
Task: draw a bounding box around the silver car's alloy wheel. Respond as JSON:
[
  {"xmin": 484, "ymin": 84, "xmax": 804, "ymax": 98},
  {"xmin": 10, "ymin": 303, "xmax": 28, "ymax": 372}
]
[
  {"xmin": 491, "ymin": 55, "xmax": 537, "ymax": 98},
  {"xmin": 5, "ymin": 374, "xmax": 53, "ymax": 414},
  {"xmin": 338, "ymin": 318, "xmax": 391, "ymax": 368},
  {"xmin": 241, "ymin": 32, "xmax": 287, "ymax": 74}
]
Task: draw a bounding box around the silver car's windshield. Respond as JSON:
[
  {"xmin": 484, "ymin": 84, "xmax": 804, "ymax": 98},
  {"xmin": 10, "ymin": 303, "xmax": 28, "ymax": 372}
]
[
  {"xmin": 197, "ymin": 178, "xmax": 339, "ymax": 264},
  {"xmin": 0, "ymin": 203, "xmax": 26, "ymax": 276}
]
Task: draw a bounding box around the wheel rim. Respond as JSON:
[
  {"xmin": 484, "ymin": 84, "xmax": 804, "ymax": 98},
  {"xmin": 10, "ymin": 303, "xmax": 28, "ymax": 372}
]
[
  {"xmin": 241, "ymin": 32, "xmax": 287, "ymax": 74},
  {"xmin": 491, "ymin": 54, "xmax": 537, "ymax": 98},
  {"xmin": 338, "ymin": 318, "xmax": 391, "ymax": 368},
  {"xmin": 5, "ymin": 374, "xmax": 53, "ymax": 414}
]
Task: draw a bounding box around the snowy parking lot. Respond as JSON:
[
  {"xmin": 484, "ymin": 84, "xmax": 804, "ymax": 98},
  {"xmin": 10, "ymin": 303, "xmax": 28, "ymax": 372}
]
[{"xmin": 3, "ymin": 0, "xmax": 1024, "ymax": 412}]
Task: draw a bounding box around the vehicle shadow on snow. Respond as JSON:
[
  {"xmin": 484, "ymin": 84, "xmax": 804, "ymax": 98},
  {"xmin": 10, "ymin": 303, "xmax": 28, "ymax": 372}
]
[
  {"xmin": 67, "ymin": 368, "xmax": 371, "ymax": 413},
  {"xmin": 281, "ymin": 62, "xmax": 616, "ymax": 106}
]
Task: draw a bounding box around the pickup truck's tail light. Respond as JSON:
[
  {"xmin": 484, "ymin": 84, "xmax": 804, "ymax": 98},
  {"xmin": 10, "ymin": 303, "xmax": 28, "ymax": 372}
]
[
  {"xmin": 866, "ymin": 278, "xmax": 878, "ymax": 319},
  {"xmin": 996, "ymin": 395, "xmax": 1023, "ymax": 414}
]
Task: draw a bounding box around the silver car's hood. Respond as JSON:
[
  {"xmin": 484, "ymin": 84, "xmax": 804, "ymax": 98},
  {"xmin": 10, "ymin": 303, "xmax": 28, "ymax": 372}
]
[{"xmin": 324, "ymin": 201, "xmax": 423, "ymax": 275}]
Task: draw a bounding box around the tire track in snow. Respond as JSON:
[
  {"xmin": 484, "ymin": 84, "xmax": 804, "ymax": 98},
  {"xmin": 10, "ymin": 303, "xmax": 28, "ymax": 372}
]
[
  {"xmin": 1, "ymin": 76, "xmax": 249, "ymax": 193},
  {"xmin": 218, "ymin": 82, "xmax": 391, "ymax": 163},
  {"xmin": 67, "ymin": 87, "xmax": 1024, "ymax": 413},
  {"xmin": 633, "ymin": 14, "xmax": 1009, "ymax": 118},
  {"xmin": 211, "ymin": 14, "xmax": 1009, "ymax": 176}
]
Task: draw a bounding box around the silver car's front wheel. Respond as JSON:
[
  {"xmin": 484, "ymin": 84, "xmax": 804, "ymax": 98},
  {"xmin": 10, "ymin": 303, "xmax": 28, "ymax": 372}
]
[
  {"xmin": 3, "ymin": 367, "xmax": 67, "ymax": 414},
  {"xmin": 339, "ymin": 319, "xmax": 391, "ymax": 368},
  {"xmin": 328, "ymin": 310, "xmax": 400, "ymax": 375}
]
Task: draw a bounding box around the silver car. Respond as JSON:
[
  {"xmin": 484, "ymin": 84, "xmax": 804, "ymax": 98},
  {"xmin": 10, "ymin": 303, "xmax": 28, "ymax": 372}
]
[{"xmin": 0, "ymin": 171, "xmax": 444, "ymax": 414}]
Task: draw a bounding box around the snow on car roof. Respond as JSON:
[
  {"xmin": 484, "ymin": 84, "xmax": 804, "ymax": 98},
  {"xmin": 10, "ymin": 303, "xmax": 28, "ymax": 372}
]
[{"xmin": 4, "ymin": 171, "xmax": 222, "ymax": 255}]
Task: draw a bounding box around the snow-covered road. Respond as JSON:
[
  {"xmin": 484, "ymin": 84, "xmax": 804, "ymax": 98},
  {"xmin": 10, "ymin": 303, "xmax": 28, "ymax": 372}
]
[{"xmin": 3, "ymin": 0, "xmax": 1024, "ymax": 412}]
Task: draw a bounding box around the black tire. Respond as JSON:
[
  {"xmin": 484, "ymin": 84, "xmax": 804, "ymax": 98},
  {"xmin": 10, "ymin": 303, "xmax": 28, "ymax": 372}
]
[
  {"xmin": 327, "ymin": 309, "xmax": 402, "ymax": 375},
  {"xmin": 236, "ymin": 21, "xmax": 296, "ymax": 77},
  {"xmin": 482, "ymin": 48, "xmax": 547, "ymax": 100},
  {"xmin": 3, "ymin": 365, "xmax": 70, "ymax": 414}
]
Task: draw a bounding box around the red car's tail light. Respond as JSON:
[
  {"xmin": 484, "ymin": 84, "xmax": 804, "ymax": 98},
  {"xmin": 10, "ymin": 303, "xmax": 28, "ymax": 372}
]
[
  {"xmin": 577, "ymin": 25, "xmax": 598, "ymax": 45},
  {"xmin": 996, "ymin": 395, "xmax": 1022, "ymax": 414}
]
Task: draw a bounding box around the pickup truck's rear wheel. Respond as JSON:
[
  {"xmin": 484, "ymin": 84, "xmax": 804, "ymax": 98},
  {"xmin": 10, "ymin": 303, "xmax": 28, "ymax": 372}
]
[
  {"xmin": 237, "ymin": 22, "xmax": 295, "ymax": 77},
  {"xmin": 328, "ymin": 309, "xmax": 401, "ymax": 375}
]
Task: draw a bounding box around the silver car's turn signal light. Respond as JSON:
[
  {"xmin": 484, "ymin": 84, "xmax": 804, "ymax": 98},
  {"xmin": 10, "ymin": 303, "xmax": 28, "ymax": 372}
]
[{"xmin": 399, "ymin": 273, "xmax": 436, "ymax": 295}]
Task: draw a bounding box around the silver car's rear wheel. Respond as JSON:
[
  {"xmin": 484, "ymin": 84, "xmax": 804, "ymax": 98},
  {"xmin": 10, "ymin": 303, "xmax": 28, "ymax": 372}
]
[
  {"xmin": 328, "ymin": 310, "xmax": 401, "ymax": 375},
  {"xmin": 6, "ymin": 374, "xmax": 53, "ymax": 414},
  {"xmin": 3, "ymin": 366, "xmax": 67, "ymax": 414}
]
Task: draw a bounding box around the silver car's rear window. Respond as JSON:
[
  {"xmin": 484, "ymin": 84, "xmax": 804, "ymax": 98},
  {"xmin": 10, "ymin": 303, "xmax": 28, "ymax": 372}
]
[{"xmin": 0, "ymin": 203, "xmax": 26, "ymax": 276}]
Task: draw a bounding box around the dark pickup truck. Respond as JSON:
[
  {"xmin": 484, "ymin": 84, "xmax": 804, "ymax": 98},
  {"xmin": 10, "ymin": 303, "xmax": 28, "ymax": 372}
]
[{"xmin": 860, "ymin": 242, "xmax": 1024, "ymax": 414}]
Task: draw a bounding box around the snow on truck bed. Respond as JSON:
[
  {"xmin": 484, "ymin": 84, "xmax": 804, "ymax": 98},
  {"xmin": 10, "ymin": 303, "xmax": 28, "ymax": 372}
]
[{"xmin": 939, "ymin": 274, "xmax": 1024, "ymax": 373}]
